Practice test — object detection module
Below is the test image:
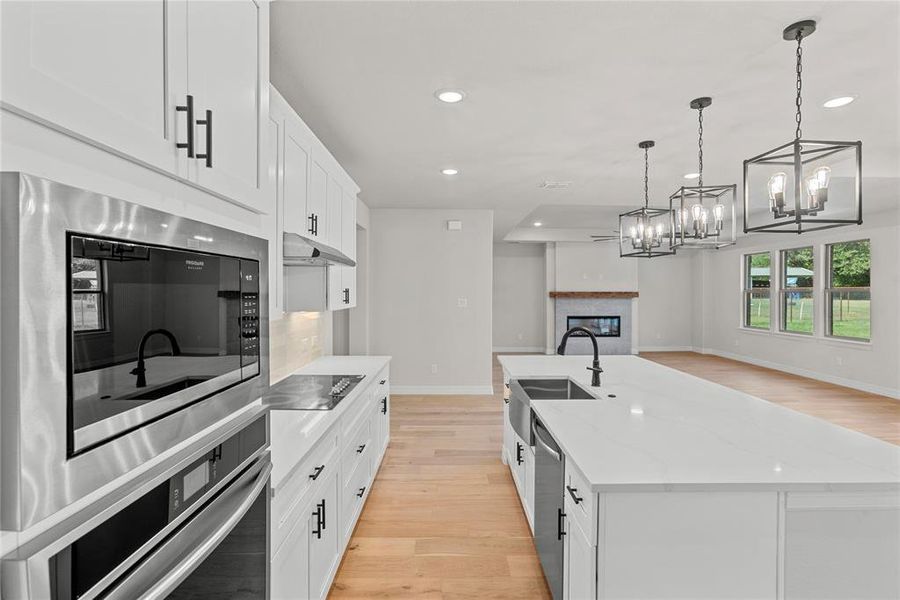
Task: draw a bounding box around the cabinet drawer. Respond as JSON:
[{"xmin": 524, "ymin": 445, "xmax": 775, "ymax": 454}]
[
  {"xmin": 565, "ymin": 462, "xmax": 597, "ymax": 545},
  {"xmin": 374, "ymin": 367, "xmax": 389, "ymax": 395},
  {"xmin": 272, "ymin": 426, "xmax": 340, "ymax": 554},
  {"xmin": 341, "ymin": 416, "xmax": 372, "ymax": 486},
  {"xmin": 341, "ymin": 450, "xmax": 372, "ymax": 542},
  {"xmin": 341, "ymin": 386, "xmax": 372, "ymax": 440}
]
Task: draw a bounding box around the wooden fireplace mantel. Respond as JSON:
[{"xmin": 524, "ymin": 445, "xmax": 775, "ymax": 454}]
[{"xmin": 549, "ymin": 291, "xmax": 639, "ymax": 299}]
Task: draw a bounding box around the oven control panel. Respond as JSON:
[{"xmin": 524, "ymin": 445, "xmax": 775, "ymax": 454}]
[{"xmin": 240, "ymin": 260, "xmax": 260, "ymax": 376}]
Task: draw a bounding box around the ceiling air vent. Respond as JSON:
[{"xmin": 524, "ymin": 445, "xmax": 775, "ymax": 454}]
[{"xmin": 538, "ymin": 181, "xmax": 572, "ymax": 189}]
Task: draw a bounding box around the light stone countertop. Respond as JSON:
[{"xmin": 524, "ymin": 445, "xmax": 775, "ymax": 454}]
[{"xmin": 499, "ymin": 354, "xmax": 900, "ymax": 492}]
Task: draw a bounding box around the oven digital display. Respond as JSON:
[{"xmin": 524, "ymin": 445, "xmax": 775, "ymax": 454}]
[{"xmin": 183, "ymin": 462, "xmax": 210, "ymax": 502}]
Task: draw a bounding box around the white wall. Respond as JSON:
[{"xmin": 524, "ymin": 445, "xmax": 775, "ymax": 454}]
[
  {"xmin": 554, "ymin": 242, "xmax": 638, "ymax": 290},
  {"xmin": 698, "ymin": 209, "xmax": 900, "ymax": 398},
  {"xmin": 637, "ymin": 252, "xmax": 697, "ymax": 351},
  {"xmin": 493, "ymin": 243, "xmax": 545, "ymax": 351},
  {"xmin": 369, "ymin": 209, "xmax": 493, "ymax": 393}
]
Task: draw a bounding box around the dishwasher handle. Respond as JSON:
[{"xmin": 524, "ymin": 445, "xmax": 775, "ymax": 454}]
[{"xmin": 531, "ymin": 418, "xmax": 561, "ymax": 463}]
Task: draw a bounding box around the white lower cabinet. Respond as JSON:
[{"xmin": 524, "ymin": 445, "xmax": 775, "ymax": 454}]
[
  {"xmin": 270, "ymin": 366, "xmax": 390, "ymax": 599},
  {"xmin": 564, "ymin": 516, "xmax": 597, "ymax": 600}
]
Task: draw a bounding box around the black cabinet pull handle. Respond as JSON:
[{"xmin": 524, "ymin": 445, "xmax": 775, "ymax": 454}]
[
  {"xmin": 309, "ymin": 464, "xmax": 325, "ymax": 480},
  {"xmin": 175, "ymin": 95, "xmax": 195, "ymax": 157},
  {"xmin": 379, "ymin": 379, "xmax": 386, "ymax": 385},
  {"xmin": 381, "ymin": 397, "xmax": 388, "ymax": 414},
  {"xmin": 356, "ymin": 486, "xmax": 366, "ymax": 498},
  {"xmin": 503, "ymin": 398, "xmax": 509, "ymax": 405},
  {"xmin": 308, "ymin": 214, "xmax": 315, "ymax": 234},
  {"xmin": 557, "ymin": 508, "xmax": 566, "ymax": 540},
  {"xmin": 356, "ymin": 444, "xmax": 366, "ymax": 454},
  {"xmin": 312, "ymin": 501, "xmax": 324, "ymax": 538},
  {"xmin": 566, "ymin": 485, "xmax": 583, "ymax": 504},
  {"xmin": 195, "ymin": 109, "xmax": 212, "ymax": 168},
  {"xmin": 344, "ymin": 288, "xmax": 350, "ymax": 304},
  {"xmin": 311, "ymin": 214, "xmax": 318, "ymax": 236},
  {"xmin": 321, "ymin": 499, "xmax": 326, "ymax": 530},
  {"xmin": 516, "ymin": 442, "xmax": 524, "ymax": 465}
]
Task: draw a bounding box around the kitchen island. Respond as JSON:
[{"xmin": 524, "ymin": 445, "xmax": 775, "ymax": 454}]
[{"xmin": 498, "ymin": 354, "xmax": 900, "ymax": 600}]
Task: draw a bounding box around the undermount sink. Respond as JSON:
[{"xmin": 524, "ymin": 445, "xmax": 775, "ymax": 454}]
[
  {"xmin": 508, "ymin": 378, "xmax": 596, "ymax": 443},
  {"xmin": 515, "ymin": 378, "xmax": 595, "ymax": 400}
]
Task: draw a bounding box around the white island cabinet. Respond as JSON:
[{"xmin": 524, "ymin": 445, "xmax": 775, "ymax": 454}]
[
  {"xmin": 499, "ymin": 355, "xmax": 900, "ymax": 599},
  {"xmin": 268, "ymin": 356, "xmax": 391, "ymax": 600}
]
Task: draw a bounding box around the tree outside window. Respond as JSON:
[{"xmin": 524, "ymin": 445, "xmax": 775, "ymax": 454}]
[
  {"xmin": 744, "ymin": 252, "xmax": 771, "ymax": 329},
  {"xmin": 827, "ymin": 240, "xmax": 870, "ymax": 340},
  {"xmin": 780, "ymin": 247, "xmax": 814, "ymax": 334}
]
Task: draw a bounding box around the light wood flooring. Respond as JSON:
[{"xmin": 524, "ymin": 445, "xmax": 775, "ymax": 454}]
[{"xmin": 329, "ymin": 351, "xmax": 898, "ymax": 599}]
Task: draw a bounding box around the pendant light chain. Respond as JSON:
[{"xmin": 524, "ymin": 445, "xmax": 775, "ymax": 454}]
[
  {"xmin": 794, "ymin": 30, "xmax": 803, "ymax": 140},
  {"xmin": 697, "ymin": 106, "xmax": 704, "ymax": 187},
  {"xmin": 643, "ymin": 145, "xmax": 650, "ymax": 208}
]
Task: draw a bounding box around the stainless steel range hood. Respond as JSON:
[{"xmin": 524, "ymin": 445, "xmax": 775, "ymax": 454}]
[{"xmin": 283, "ymin": 232, "xmax": 356, "ymax": 267}]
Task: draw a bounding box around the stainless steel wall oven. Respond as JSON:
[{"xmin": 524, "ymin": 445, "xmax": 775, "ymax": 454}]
[
  {"xmin": 1, "ymin": 173, "xmax": 269, "ymax": 531},
  {"xmin": 1, "ymin": 415, "xmax": 270, "ymax": 599}
]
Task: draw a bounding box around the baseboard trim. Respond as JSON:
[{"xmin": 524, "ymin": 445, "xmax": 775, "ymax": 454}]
[
  {"xmin": 492, "ymin": 346, "xmax": 545, "ymax": 353},
  {"xmin": 391, "ymin": 385, "xmax": 495, "ymax": 396},
  {"xmin": 699, "ymin": 348, "xmax": 900, "ymax": 400}
]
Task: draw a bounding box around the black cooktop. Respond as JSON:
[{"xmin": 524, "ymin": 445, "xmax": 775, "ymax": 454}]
[{"xmin": 262, "ymin": 374, "xmax": 365, "ymax": 410}]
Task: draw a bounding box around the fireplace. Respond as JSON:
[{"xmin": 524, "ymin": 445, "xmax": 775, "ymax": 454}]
[{"xmin": 567, "ymin": 315, "xmax": 621, "ymax": 338}]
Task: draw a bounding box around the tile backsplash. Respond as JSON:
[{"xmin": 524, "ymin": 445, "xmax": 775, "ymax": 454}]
[{"xmin": 269, "ymin": 312, "xmax": 330, "ymax": 383}]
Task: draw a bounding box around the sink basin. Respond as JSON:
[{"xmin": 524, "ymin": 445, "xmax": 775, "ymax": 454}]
[
  {"xmin": 516, "ymin": 378, "xmax": 595, "ymax": 400},
  {"xmin": 508, "ymin": 378, "xmax": 596, "ymax": 443}
]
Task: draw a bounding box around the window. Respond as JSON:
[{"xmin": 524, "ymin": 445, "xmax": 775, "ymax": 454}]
[
  {"xmin": 826, "ymin": 239, "xmax": 870, "ymax": 341},
  {"xmin": 72, "ymin": 258, "xmax": 105, "ymax": 332},
  {"xmin": 780, "ymin": 247, "xmax": 814, "ymax": 334},
  {"xmin": 743, "ymin": 252, "xmax": 771, "ymax": 329}
]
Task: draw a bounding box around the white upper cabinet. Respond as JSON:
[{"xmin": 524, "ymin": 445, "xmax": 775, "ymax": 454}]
[
  {"xmin": 282, "ymin": 120, "xmax": 312, "ymax": 237},
  {"xmin": 307, "ymin": 157, "xmax": 329, "ymax": 242},
  {"xmin": 342, "ymin": 190, "xmax": 357, "ymax": 261},
  {"xmin": 0, "ymin": 0, "xmax": 185, "ymax": 175},
  {"xmin": 326, "ymin": 176, "xmax": 343, "ymax": 249},
  {"xmin": 186, "ymin": 0, "xmax": 264, "ymax": 206},
  {"xmin": 0, "ymin": 0, "xmax": 268, "ymax": 212}
]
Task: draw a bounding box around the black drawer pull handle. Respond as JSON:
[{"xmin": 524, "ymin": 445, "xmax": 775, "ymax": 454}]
[
  {"xmin": 195, "ymin": 109, "xmax": 212, "ymax": 168},
  {"xmin": 175, "ymin": 94, "xmax": 195, "ymax": 157},
  {"xmin": 503, "ymin": 398, "xmax": 509, "ymax": 405},
  {"xmin": 356, "ymin": 486, "xmax": 366, "ymax": 498},
  {"xmin": 557, "ymin": 508, "xmax": 566, "ymax": 540},
  {"xmin": 381, "ymin": 397, "xmax": 388, "ymax": 414},
  {"xmin": 379, "ymin": 379, "xmax": 386, "ymax": 385},
  {"xmin": 308, "ymin": 214, "xmax": 315, "ymax": 234},
  {"xmin": 312, "ymin": 500, "xmax": 324, "ymax": 538},
  {"xmin": 312, "ymin": 214, "xmax": 318, "ymax": 236},
  {"xmin": 309, "ymin": 464, "xmax": 325, "ymax": 480},
  {"xmin": 516, "ymin": 442, "xmax": 524, "ymax": 465},
  {"xmin": 566, "ymin": 485, "xmax": 583, "ymax": 504},
  {"xmin": 356, "ymin": 444, "xmax": 366, "ymax": 454},
  {"xmin": 344, "ymin": 287, "xmax": 350, "ymax": 304},
  {"xmin": 321, "ymin": 498, "xmax": 326, "ymax": 530}
]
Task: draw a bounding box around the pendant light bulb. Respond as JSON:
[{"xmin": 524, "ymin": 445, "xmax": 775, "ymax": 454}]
[
  {"xmin": 768, "ymin": 172, "xmax": 787, "ymax": 213},
  {"xmin": 713, "ymin": 203, "xmax": 725, "ymax": 230}
]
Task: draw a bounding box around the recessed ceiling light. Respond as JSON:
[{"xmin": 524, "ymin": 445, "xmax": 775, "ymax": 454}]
[
  {"xmin": 435, "ymin": 89, "xmax": 465, "ymax": 103},
  {"xmin": 441, "ymin": 168, "xmax": 458, "ymax": 176},
  {"xmin": 683, "ymin": 172, "xmax": 700, "ymax": 180},
  {"xmin": 823, "ymin": 95, "xmax": 855, "ymax": 108},
  {"xmin": 533, "ymin": 221, "xmax": 543, "ymax": 227}
]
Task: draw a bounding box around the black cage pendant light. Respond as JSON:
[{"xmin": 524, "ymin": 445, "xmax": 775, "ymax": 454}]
[
  {"xmin": 743, "ymin": 20, "xmax": 862, "ymax": 234},
  {"xmin": 619, "ymin": 141, "xmax": 676, "ymax": 259},
  {"xmin": 670, "ymin": 97, "xmax": 737, "ymax": 249}
]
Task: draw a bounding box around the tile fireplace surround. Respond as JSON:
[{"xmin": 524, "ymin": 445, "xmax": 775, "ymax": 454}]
[{"xmin": 551, "ymin": 292, "xmax": 638, "ymax": 355}]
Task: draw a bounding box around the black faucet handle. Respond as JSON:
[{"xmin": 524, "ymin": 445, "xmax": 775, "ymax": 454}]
[{"xmin": 587, "ymin": 366, "xmax": 603, "ymax": 373}]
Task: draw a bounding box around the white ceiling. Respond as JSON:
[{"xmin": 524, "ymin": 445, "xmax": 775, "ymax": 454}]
[{"xmin": 271, "ymin": 1, "xmax": 900, "ymax": 240}]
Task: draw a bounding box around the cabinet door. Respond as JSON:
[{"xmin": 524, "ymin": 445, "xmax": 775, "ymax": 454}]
[
  {"xmin": 326, "ymin": 176, "xmax": 343, "ymax": 249},
  {"xmin": 564, "ymin": 517, "xmax": 597, "ymax": 600},
  {"xmin": 502, "ymin": 399, "xmax": 512, "ymax": 464},
  {"xmin": 0, "ymin": 0, "xmax": 184, "ymax": 174},
  {"xmin": 307, "ymin": 159, "xmax": 328, "ymax": 241},
  {"xmin": 187, "ymin": 0, "xmax": 262, "ymax": 207},
  {"xmin": 524, "ymin": 443, "xmax": 535, "ymax": 522},
  {"xmin": 341, "ymin": 190, "xmax": 357, "ymax": 260},
  {"xmin": 271, "ymin": 509, "xmax": 310, "ymax": 600},
  {"xmin": 308, "ymin": 469, "xmax": 340, "ymax": 600},
  {"xmin": 282, "ymin": 120, "xmax": 312, "ymax": 237}
]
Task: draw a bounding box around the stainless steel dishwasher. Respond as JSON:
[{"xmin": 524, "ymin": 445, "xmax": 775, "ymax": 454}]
[{"xmin": 532, "ymin": 414, "xmax": 565, "ymax": 600}]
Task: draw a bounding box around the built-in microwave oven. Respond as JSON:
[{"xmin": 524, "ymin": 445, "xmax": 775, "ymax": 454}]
[{"xmin": 0, "ymin": 173, "xmax": 269, "ymax": 531}]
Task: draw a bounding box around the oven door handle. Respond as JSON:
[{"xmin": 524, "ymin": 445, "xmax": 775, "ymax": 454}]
[{"xmin": 104, "ymin": 456, "xmax": 272, "ymax": 600}]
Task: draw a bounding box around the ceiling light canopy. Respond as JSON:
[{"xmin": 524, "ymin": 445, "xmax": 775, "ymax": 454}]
[
  {"xmin": 618, "ymin": 141, "xmax": 676, "ymax": 259},
  {"xmin": 533, "ymin": 221, "xmax": 543, "ymax": 227},
  {"xmin": 823, "ymin": 95, "xmax": 855, "ymax": 108},
  {"xmin": 670, "ymin": 97, "xmax": 737, "ymax": 250},
  {"xmin": 435, "ymin": 89, "xmax": 465, "ymax": 103},
  {"xmin": 743, "ymin": 20, "xmax": 862, "ymax": 235},
  {"xmin": 441, "ymin": 168, "xmax": 459, "ymax": 176}
]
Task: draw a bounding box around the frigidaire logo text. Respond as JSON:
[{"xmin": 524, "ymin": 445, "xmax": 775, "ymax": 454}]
[{"xmin": 185, "ymin": 259, "xmax": 205, "ymax": 271}]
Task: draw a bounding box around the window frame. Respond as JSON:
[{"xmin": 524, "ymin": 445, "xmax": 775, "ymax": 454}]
[
  {"xmin": 825, "ymin": 239, "xmax": 871, "ymax": 342},
  {"xmin": 742, "ymin": 251, "xmax": 772, "ymax": 331},
  {"xmin": 71, "ymin": 259, "xmax": 108, "ymax": 334},
  {"xmin": 778, "ymin": 245, "xmax": 815, "ymax": 335}
]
